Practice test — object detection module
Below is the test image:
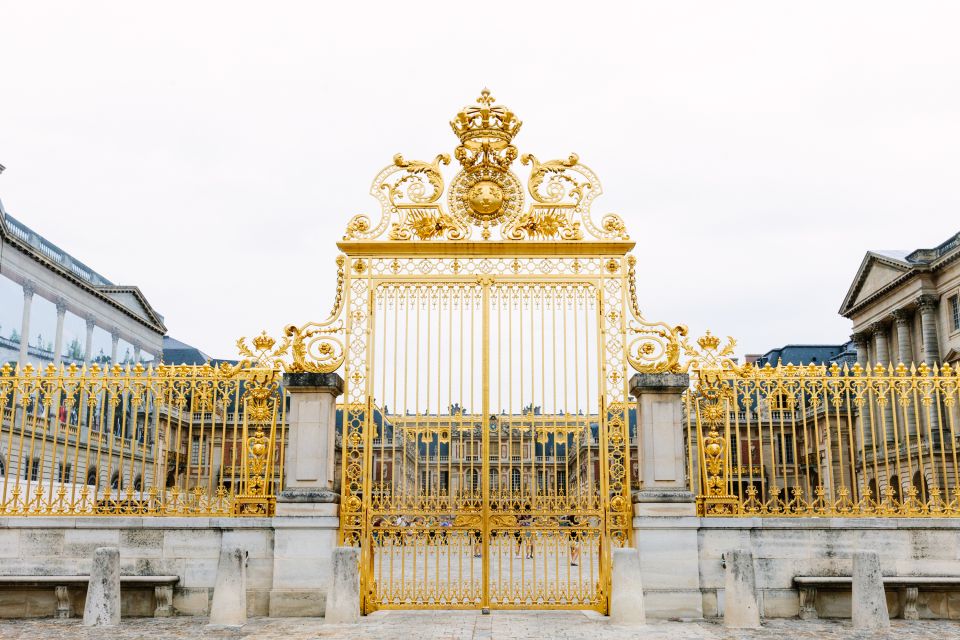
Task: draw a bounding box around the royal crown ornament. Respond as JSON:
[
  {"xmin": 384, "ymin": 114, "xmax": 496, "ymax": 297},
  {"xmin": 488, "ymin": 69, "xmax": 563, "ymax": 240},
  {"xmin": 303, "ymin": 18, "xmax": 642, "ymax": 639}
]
[{"xmin": 343, "ymin": 89, "xmax": 629, "ymax": 242}]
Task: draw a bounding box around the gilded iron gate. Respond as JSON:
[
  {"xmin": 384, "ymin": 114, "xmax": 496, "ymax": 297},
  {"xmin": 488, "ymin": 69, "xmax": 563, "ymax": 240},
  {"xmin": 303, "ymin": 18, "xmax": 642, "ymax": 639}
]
[
  {"xmin": 290, "ymin": 90, "xmax": 688, "ymax": 613},
  {"xmin": 363, "ymin": 278, "xmax": 606, "ymax": 610}
]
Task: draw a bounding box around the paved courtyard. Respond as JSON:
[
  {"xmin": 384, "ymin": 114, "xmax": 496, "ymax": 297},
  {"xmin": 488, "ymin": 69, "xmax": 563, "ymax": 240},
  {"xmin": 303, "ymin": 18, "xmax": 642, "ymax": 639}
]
[{"xmin": 0, "ymin": 612, "xmax": 957, "ymax": 640}]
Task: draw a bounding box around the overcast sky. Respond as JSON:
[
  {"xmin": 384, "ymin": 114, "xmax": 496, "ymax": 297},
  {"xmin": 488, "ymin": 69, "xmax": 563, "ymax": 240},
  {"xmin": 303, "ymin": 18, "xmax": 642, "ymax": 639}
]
[{"xmin": 1, "ymin": 2, "xmax": 958, "ymax": 360}]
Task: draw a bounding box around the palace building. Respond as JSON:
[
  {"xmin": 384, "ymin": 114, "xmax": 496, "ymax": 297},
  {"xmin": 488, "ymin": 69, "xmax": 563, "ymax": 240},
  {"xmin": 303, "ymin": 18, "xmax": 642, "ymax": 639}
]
[
  {"xmin": 841, "ymin": 230, "xmax": 960, "ymax": 367},
  {"xmin": 0, "ymin": 199, "xmax": 166, "ymax": 368}
]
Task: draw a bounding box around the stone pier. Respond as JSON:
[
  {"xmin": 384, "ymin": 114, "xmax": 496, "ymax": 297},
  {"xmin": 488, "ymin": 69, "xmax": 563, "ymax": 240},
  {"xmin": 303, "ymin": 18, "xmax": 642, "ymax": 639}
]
[
  {"xmin": 629, "ymin": 372, "xmax": 702, "ymax": 619},
  {"xmin": 269, "ymin": 372, "xmax": 344, "ymax": 617}
]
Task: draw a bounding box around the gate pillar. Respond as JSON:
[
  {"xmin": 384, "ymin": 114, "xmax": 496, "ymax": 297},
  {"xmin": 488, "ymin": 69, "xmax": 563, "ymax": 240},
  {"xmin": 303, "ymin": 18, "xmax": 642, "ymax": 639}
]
[
  {"xmin": 629, "ymin": 372, "xmax": 703, "ymax": 619},
  {"xmin": 269, "ymin": 372, "xmax": 343, "ymax": 617}
]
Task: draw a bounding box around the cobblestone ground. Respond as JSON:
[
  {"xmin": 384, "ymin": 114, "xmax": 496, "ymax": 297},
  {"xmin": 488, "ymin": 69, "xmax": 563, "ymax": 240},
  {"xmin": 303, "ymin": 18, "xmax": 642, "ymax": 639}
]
[{"xmin": 0, "ymin": 612, "xmax": 958, "ymax": 640}]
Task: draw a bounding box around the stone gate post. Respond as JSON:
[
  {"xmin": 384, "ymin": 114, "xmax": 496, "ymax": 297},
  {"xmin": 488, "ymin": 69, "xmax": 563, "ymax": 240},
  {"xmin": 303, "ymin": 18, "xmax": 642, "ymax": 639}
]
[
  {"xmin": 629, "ymin": 372, "xmax": 702, "ymax": 619},
  {"xmin": 269, "ymin": 372, "xmax": 343, "ymax": 617}
]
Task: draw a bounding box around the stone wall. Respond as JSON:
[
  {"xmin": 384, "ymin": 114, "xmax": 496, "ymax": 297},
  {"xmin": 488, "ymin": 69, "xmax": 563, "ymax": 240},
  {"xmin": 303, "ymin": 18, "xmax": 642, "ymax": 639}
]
[
  {"xmin": 0, "ymin": 517, "xmax": 274, "ymax": 618},
  {"xmin": 697, "ymin": 518, "xmax": 960, "ymax": 620},
  {"xmin": 3, "ymin": 514, "xmax": 960, "ymax": 620}
]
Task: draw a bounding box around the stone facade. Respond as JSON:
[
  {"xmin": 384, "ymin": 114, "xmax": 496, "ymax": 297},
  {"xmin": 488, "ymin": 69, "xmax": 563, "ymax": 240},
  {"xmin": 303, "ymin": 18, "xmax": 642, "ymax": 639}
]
[
  {"xmin": 840, "ymin": 231, "xmax": 960, "ymax": 366},
  {"xmin": 0, "ymin": 202, "xmax": 165, "ymax": 369}
]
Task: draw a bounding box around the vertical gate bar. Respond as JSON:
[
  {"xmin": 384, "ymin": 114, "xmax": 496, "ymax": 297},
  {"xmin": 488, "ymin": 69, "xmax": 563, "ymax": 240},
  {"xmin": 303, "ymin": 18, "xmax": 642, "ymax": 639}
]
[
  {"xmin": 361, "ymin": 285, "xmax": 377, "ymax": 611},
  {"xmin": 594, "ymin": 284, "xmax": 611, "ymax": 612},
  {"xmin": 481, "ymin": 279, "xmax": 491, "ymax": 609}
]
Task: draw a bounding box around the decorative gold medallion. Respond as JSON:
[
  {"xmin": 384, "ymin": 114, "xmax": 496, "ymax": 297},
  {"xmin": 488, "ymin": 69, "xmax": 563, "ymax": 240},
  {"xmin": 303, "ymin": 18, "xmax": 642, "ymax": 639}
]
[{"xmin": 448, "ymin": 167, "xmax": 523, "ymax": 228}]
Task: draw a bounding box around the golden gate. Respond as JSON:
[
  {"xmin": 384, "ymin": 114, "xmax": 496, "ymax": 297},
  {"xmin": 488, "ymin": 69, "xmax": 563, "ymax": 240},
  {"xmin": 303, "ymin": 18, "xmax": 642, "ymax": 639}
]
[{"xmin": 284, "ymin": 90, "xmax": 684, "ymax": 612}]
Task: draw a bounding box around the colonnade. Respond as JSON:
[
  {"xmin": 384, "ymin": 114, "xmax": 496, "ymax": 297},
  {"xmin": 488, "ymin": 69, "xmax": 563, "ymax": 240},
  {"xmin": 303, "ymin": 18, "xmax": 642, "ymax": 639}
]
[{"xmin": 15, "ymin": 279, "xmax": 152, "ymax": 368}]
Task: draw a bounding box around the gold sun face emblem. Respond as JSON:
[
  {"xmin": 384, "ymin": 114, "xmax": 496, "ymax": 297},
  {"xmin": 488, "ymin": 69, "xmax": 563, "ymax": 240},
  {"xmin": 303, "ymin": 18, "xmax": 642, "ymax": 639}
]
[{"xmin": 466, "ymin": 181, "xmax": 504, "ymax": 217}]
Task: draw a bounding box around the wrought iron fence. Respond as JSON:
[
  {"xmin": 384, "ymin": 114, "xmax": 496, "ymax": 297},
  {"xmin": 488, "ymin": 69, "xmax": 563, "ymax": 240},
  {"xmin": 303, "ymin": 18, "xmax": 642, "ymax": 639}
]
[
  {"xmin": 686, "ymin": 354, "xmax": 960, "ymax": 517},
  {"xmin": 0, "ymin": 360, "xmax": 286, "ymax": 516}
]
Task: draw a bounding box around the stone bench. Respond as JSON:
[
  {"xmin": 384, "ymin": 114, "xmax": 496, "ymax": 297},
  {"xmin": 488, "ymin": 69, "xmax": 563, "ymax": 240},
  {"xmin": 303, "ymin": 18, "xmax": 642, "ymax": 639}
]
[
  {"xmin": 794, "ymin": 575, "xmax": 960, "ymax": 620},
  {"xmin": 0, "ymin": 575, "xmax": 179, "ymax": 619}
]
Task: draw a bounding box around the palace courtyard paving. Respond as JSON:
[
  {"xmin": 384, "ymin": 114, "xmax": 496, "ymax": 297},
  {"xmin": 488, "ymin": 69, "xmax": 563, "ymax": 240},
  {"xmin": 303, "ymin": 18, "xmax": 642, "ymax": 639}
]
[{"xmin": 0, "ymin": 612, "xmax": 957, "ymax": 640}]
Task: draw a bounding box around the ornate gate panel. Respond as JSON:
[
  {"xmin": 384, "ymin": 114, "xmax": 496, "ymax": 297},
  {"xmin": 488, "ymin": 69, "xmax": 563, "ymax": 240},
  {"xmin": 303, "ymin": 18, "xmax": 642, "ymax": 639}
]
[
  {"xmin": 484, "ymin": 280, "xmax": 604, "ymax": 609},
  {"xmin": 367, "ymin": 280, "xmax": 486, "ymax": 608},
  {"xmin": 301, "ymin": 90, "xmax": 688, "ymax": 613}
]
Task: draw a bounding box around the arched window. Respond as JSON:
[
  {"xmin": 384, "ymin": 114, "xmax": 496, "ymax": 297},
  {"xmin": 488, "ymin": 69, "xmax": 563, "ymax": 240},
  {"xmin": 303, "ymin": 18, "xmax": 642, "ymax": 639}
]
[
  {"xmin": 0, "ymin": 456, "xmax": 5, "ymax": 476},
  {"xmin": 132, "ymin": 474, "xmax": 142, "ymax": 492},
  {"xmin": 464, "ymin": 469, "xmax": 479, "ymax": 491},
  {"xmin": 86, "ymin": 466, "xmax": 98, "ymax": 486},
  {"xmin": 912, "ymin": 471, "xmax": 928, "ymax": 503},
  {"xmin": 110, "ymin": 470, "xmax": 121, "ymax": 490},
  {"xmin": 868, "ymin": 477, "xmax": 879, "ymax": 502},
  {"xmin": 888, "ymin": 476, "xmax": 901, "ymax": 504}
]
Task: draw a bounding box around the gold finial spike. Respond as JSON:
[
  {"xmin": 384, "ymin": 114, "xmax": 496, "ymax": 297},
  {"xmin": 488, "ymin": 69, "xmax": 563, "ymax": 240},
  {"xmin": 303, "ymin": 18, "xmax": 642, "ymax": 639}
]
[{"xmin": 477, "ymin": 88, "xmax": 495, "ymax": 107}]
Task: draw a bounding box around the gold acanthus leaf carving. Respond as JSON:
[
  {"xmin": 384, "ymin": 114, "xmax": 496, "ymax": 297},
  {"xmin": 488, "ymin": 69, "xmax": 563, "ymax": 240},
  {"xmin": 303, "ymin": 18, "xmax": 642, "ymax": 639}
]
[
  {"xmin": 522, "ymin": 153, "xmax": 583, "ymax": 205},
  {"xmin": 285, "ymin": 322, "xmax": 346, "ymax": 374},
  {"xmin": 386, "ymin": 154, "xmax": 449, "ymax": 206}
]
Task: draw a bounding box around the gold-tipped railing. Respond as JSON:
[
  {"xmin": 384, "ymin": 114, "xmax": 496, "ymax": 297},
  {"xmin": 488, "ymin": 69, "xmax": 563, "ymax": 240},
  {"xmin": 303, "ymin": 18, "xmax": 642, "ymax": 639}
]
[
  {"xmin": 0, "ymin": 360, "xmax": 286, "ymax": 516},
  {"xmin": 685, "ymin": 354, "xmax": 960, "ymax": 517}
]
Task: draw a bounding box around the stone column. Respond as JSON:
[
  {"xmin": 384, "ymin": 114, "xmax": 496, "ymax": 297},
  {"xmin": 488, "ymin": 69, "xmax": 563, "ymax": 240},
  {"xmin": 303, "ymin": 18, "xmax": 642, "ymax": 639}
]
[
  {"xmin": 917, "ymin": 294, "xmax": 942, "ymax": 435},
  {"xmin": 132, "ymin": 340, "xmax": 141, "ymax": 365},
  {"xmin": 83, "ymin": 317, "xmax": 95, "ymax": 366},
  {"xmin": 892, "ymin": 310, "xmax": 918, "ymax": 437},
  {"xmin": 270, "ymin": 372, "xmax": 344, "ymax": 617},
  {"xmin": 18, "ymin": 282, "xmax": 34, "ymax": 367},
  {"xmin": 871, "ymin": 322, "xmax": 895, "ymax": 443},
  {"xmin": 109, "ymin": 328, "xmax": 120, "ymax": 365},
  {"xmin": 851, "ymin": 332, "xmax": 870, "ymax": 369},
  {"xmin": 628, "ymin": 373, "xmax": 701, "ymax": 619},
  {"xmin": 892, "ymin": 310, "xmax": 914, "ymax": 366},
  {"xmin": 851, "ymin": 331, "xmax": 873, "ymax": 491},
  {"xmin": 917, "ymin": 294, "xmax": 941, "ymax": 365},
  {"xmin": 53, "ymin": 298, "xmax": 67, "ymax": 367}
]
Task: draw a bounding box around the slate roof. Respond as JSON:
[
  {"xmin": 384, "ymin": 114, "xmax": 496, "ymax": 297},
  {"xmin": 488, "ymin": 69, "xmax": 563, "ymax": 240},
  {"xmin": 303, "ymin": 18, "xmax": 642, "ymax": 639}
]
[
  {"xmin": 161, "ymin": 336, "xmax": 213, "ymax": 365},
  {"xmin": 754, "ymin": 342, "xmax": 855, "ymax": 367}
]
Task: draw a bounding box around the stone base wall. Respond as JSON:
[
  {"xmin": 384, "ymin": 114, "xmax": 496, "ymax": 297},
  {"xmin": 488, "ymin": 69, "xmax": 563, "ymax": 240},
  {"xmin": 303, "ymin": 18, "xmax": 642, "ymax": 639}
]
[
  {"xmin": 3, "ymin": 515, "xmax": 960, "ymax": 620},
  {"xmin": 0, "ymin": 517, "xmax": 275, "ymax": 617},
  {"xmin": 698, "ymin": 518, "xmax": 960, "ymax": 620}
]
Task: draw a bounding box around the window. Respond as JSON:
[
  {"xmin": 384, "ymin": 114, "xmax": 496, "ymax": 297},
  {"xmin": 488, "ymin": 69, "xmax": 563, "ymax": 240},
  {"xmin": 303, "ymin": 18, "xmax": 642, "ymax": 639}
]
[
  {"xmin": 85, "ymin": 466, "xmax": 98, "ymax": 486},
  {"xmin": 511, "ymin": 468, "xmax": 521, "ymax": 492},
  {"xmin": 777, "ymin": 434, "xmax": 794, "ymax": 465},
  {"xmin": 771, "ymin": 392, "xmax": 792, "ymax": 411},
  {"xmin": 25, "ymin": 458, "xmax": 40, "ymax": 481},
  {"xmin": 556, "ymin": 470, "xmax": 567, "ymax": 494},
  {"xmin": 190, "ymin": 437, "xmax": 207, "ymax": 465},
  {"xmin": 729, "ymin": 437, "xmax": 739, "ymax": 467},
  {"xmin": 57, "ymin": 462, "xmax": 72, "ymax": 483},
  {"xmin": 951, "ymin": 294, "xmax": 960, "ymax": 332}
]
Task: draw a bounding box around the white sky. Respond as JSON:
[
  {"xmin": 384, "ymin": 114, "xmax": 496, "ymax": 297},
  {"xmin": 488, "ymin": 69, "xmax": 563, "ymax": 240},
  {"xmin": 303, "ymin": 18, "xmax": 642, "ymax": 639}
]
[{"xmin": 1, "ymin": 2, "xmax": 958, "ymax": 360}]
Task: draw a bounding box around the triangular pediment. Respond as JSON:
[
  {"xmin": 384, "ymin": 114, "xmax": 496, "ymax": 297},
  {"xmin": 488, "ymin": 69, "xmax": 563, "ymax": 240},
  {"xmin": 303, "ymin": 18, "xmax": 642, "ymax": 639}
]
[
  {"xmin": 97, "ymin": 286, "xmax": 166, "ymax": 332},
  {"xmin": 840, "ymin": 253, "xmax": 913, "ymax": 316}
]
